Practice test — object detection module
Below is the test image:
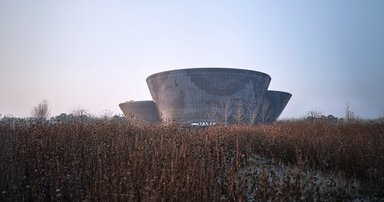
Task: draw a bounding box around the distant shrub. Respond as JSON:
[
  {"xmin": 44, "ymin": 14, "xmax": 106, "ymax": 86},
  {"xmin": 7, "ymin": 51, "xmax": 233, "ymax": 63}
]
[{"xmin": 31, "ymin": 99, "xmax": 50, "ymax": 119}]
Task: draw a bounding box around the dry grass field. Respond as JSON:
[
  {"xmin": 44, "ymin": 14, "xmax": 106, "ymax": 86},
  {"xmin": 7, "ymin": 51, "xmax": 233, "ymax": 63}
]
[{"xmin": 1, "ymin": 118, "xmax": 384, "ymax": 201}]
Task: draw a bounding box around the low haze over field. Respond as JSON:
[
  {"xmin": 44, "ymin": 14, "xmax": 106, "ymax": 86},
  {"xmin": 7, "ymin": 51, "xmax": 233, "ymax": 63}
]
[{"xmin": 1, "ymin": 0, "xmax": 383, "ymax": 118}]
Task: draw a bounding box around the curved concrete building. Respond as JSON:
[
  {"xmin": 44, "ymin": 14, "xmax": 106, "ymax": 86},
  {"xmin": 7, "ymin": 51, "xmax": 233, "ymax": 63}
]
[
  {"xmin": 259, "ymin": 91, "xmax": 292, "ymax": 123},
  {"xmin": 120, "ymin": 68, "xmax": 291, "ymax": 125},
  {"xmin": 119, "ymin": 101, "xmax": 160, "ymax": 122},
  {"xmin": 146, "ymin": 68, "xmax": 271, "ymax": 124}
]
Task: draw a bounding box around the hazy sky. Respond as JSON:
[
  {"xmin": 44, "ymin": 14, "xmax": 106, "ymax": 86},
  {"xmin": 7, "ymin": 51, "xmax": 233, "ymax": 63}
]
[{"xmin": 1, "ymin": 0, "xmax": 383, "ymax": 119}]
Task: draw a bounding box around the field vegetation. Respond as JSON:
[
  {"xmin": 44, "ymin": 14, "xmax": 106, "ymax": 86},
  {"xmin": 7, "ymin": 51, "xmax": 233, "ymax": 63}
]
[{"xmin": 1, "ymin": 117, "xmax": 384, "ymax": 201}]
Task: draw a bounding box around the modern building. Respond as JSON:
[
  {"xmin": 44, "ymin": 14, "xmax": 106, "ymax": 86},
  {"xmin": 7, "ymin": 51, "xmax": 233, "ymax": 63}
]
[
  {"xmin": 119, "ymin": 100, "xmax": 160, "ymax": 122},
  {"xmin": 119, "ymin": 68, "xmax": 291, "ymax": 124},
  {"xmin": 258, "ymin": 91, "xmax": 292, "ymax": 124}
]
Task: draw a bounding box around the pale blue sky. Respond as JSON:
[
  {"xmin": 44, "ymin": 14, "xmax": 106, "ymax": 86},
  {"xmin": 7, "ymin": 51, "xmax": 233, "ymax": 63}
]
[{"xmin": 1, "ymin": 0, "xmax": 383, "ymax": 118}]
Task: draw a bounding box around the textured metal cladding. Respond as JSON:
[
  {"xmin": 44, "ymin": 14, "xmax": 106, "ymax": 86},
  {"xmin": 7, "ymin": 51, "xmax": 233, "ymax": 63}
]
[
  {"xmin": 146, "ymin": 68, "xmax": 272, "ymax": 123},
  {"xmin": 119, "ymin": 101, "xmax": 160, "ymax": 122},
  {"xmin": 265, "ymin": 91, "xmax": 292, "ymax": 122}
]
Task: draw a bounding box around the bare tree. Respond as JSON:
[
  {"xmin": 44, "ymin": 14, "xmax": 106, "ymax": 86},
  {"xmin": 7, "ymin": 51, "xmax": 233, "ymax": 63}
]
[
  {"xmin": 72, "ymin": 107, "xmax": 89, "ymax": 117},
  {"xmin": 207, "ymin": 97, "xmax": 233, "ymax": 124},
  {"xmin": 207, "ymin": 102, "xmax": 221, "ymax": 123},
  {"xmin": 306, "ymin": 110, "xmax": 322, "ymax": 120},
  {"xmin": 246, "ymin": 96, "xmax": 258, "ymax": 125},
  {"xmin": 345, "ymin": 103, "xmax": 356, "ymax": 121},
  {"xmin": 32, "ymin": 99, "xmax": 50, "ymax": 119},
  {"xmin": 234, "ymin": 100, "xmax": 244, "ymax": 124},
  {"xmin": 220, "ymin": 97, "xmax": 232, "ymax": 124},
  {"xmin": 257, "ymin": 96, "xmax": 271, "ymax": 124},
  {"xmin": 100, "ymin": 109, "xmax": 114, "ymax": 119}
]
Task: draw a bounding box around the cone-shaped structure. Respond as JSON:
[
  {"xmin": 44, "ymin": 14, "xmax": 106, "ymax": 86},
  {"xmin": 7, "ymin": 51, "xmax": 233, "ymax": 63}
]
[
  {"xmin": 119, "ymin": 101, "xmax": 160, "ymax": 122},
  {"xmin": 258, "ymin": 91, "xmax": 292, "ymax": 123},
  {"xmin": 120, "ymin": 68, "xmax": 291, "ymax": 125},
  {"xmin": 146, "ymin": 68, "xmax": 271, "ymax": 124}
]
